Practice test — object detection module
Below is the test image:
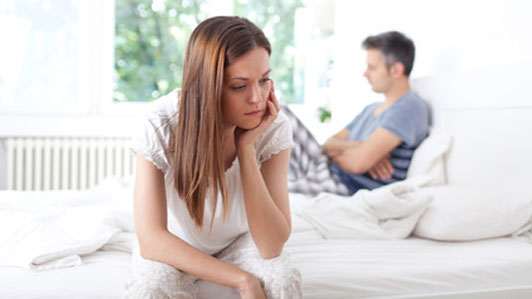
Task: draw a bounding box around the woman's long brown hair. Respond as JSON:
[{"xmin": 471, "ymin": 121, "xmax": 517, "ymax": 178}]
[{"xmin": 172, "ymin": 16, "xmax": 271, "ymax": 230}]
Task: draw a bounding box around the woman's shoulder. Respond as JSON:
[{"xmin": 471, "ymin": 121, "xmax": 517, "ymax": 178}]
[
  {"xmin": 264, "ymin": 110, "xmax": 291, "ymax": 137},
  {"xmin": 145, "ymin": 89, "xmax": 180, "ymax": 124},
  {"xmin": 132, "ymin": 89, "xmax": 180, "ymax": 173},
  {"xmin": 257, "ymin": 111, "xmax": 291, "ymax": 145},
  {"xmin": 274, "ymin": 109, "xmax": 290, "ymax": 127},
  {"xmin": 255, "ymin": 110, "xmax": 294, "ymax": 163}
]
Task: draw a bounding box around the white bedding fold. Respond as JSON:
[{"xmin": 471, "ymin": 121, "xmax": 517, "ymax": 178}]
[
  {"xmin": 297, "ymin": 184, "xmax": 432, "ymax": 239},
  {"xmin": 513, "ymin": 204, "xmax": 532, "ymax": 243},
  {"xmin": 0, "ymin": 179, "xmax": 134, "ymax": 271},
  {"xmin": 3, "ymin": 175, "xmax": 528, "ymax": 273}
]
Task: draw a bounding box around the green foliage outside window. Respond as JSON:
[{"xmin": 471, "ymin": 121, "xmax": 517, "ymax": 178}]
[
  {"xmin": 233, "ymin": 0, "xmax": 304, "ymax": 104},
  {"xmin": 114, "ymin": 0, "xmax": 304, "ymax": 103},
  {"xmin": 114, "ymin": 0, "xmax": 207, "ymax": 102}
]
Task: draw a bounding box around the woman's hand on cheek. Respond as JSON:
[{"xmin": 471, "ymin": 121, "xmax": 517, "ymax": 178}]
[{"xmin": 235, "ymin": 82, "xmax": 279, "ymax": 153}]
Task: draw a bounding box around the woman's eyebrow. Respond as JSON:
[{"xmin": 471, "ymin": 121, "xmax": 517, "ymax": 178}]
[
  {"xmin": 228, "ymin": 77, "xmax": 248, "ymax": 82},
  {"xmin": 227, "ymin": 69, "xmax": 271, "ymax": 82}
]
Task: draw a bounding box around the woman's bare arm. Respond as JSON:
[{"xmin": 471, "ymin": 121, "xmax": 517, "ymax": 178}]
[
  {"xmin": 133, "ymin": 154, "xmax": 260, "ymax": 294},
  {"xmin": 238, "ymin": 148, "xmax": 292, "ymax": 259}
]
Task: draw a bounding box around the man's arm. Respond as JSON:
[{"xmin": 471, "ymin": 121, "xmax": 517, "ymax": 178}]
[
  {"xmin": 323, "ymin": 129, "xmax": 362, "ymax": 157},
  {"xmin": 330, "ymin": 128, "xmax": 402, "ymax": 174},
  {"xmin": 368, "ymin": 154, "xmax": 395, "ymax": 180}
]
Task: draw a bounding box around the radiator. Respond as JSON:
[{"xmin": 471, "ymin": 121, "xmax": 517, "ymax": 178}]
[{"xmin": 5, "ymin": 136, "xmax": 135, "ymax": 191}]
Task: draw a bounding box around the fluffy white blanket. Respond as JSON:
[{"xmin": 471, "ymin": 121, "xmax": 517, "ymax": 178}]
[
  {"xmin": 0, "ymin": 179, "xmax": 431, "ymax": 270},
  {"xmin": 297, "ymin": 184, "xmax": 433, "ymax": 239},
  {"xmin": 513, "ymin": 214, "xmax": 532, "ymax": 243},
  {"xmin": 0, "ymin": 179, "xmax": 135, "ymax": 271},
  {"xmin": 2, "ymin": 175, "xmax": 529, "ymax": 271}
]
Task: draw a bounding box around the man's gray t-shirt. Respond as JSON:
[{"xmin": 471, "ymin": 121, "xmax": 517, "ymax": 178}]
[{"xmin": 329, "ymin": 91, "xmax": 429, "ymax": 194}]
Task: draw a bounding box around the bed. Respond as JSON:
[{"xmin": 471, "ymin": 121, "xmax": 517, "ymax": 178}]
[
  {"xmin": 1, "ymin": 187, "xmax": 532, "ymax": 299},
  {"xmin": 2, "ymin": 64, "xmax": 532, "ymax": 298},
  {"xmin": 1, "ymin": 189, "xmax": 532, "ymax": 299}
]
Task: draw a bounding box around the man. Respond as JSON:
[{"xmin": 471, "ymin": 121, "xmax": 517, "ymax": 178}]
[{"xmin": 285, "ymin": 31, "xmax": 429, "ymax": 196}]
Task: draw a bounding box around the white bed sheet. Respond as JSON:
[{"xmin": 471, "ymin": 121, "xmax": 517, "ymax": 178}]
[
  {"xmin": 2, "ymin": 191, "xmax": 532, "ymax": 298},
  {"xmin": 287, "ymin": 226, "xmax": 532, "ymax": 298},
  {"xmin": 0, "ymin": 250, "xmax": 238, "ymax": 299},
  {"xmin": 2, "ymin": 232, "xmax": 532, "ymax": 299}
]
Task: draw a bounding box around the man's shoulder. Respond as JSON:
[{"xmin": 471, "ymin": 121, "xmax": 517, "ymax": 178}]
[
  {"xmin": 401, "ymin": 91, "xmax": 425, "ymax": 104},
  {"xmin": 365, "ymin": 101, "xmax": 381, "ymax": 108},
  {"xmin": 395, "ymin": 92, "xmax": 428, "ymax": 113},
  {"xmin": 359, "ymin": 102, "xmax": 381, "ymax": 115}
]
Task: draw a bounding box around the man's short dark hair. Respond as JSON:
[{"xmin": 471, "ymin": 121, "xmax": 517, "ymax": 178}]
[{"xmin": 362, "ymin": 31, "xmax": 415, "ymax": 77}]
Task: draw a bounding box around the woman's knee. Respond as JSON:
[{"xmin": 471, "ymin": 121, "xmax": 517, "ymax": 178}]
[
  {"xmin": 261, "ymin": 255, "xmax": 302, "ymax": 299},
  {"xmin": 125, "ymin": 252, "xmax": 197, "ymax": 299},
  {"xmin": 244, "ymin": 253, "xmax": 302, "ymax": 299},
  {"xmin": 218, "ymin": 235, "xmax": 302, "ymax": 298},
  {"xmin": 125, "ymin": 280, "xmax": 195, "ymax": 299}
]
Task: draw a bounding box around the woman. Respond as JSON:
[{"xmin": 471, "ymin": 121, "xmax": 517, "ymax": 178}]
[{"xmin": 126, "ymin": 16, "xmax": 302, "ymax": 299}]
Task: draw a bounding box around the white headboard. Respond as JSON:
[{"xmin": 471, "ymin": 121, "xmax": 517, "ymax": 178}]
[{"xmin": 412, "ymin": 62, "xmax": 532, "ymax": 189}]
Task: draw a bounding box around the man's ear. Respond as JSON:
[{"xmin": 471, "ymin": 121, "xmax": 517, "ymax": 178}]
[{"xmin": 390, "ymin": 62, "xmax": 405, "ymax": 78}]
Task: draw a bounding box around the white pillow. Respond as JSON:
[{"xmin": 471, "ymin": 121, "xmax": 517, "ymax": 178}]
[
  {"xmin": 413, "ymin": 185, "xmax": 532, "ymax": 241},
  {"xmin": 407, "ymin": 129, "xmax": 452, "ymax": 186}
]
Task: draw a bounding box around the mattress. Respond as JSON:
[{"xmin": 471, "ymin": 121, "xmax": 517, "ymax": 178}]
[
  {"xmin": 288, "ymin": 227, "xmax": 532, "ymax": 298},
  {"xmin": 2, "ymin": 228, "xmax": 532, "ymax": 299},
  {"xmin": 2, "ymin": 189, "xmax": 532, "ymax": 298}
]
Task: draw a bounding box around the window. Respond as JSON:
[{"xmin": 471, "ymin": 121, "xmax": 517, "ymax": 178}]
[
  {"xmin": 0, "ymin": 0, "xmax": 315, "ymax": 120},
  {"xmin": 0, "ymin": 0, "xmax": 92, "ymax": 115},
  {"xmin": 113, "ymin": 0, "xmax": 305, "ymax": 104}
]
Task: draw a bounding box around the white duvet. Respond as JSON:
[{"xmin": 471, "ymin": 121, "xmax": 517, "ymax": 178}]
[
  {"xmin": 297, "ymin": 184, "xmax": 432, "ymax": 239},
  {"xmin": 0, "ymin": 179, "xmax": 134, "ymax": 271},
  {"xmin": 1, "ymin": 177, "xmax": 531, "ymax": 271}
]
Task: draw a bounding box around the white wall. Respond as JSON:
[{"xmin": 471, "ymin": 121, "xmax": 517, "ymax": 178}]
[
  {"xmin": 412, "ymin": 61, "xmax": 532, "ymax": 187},
  {"xmin": 291, "ymin": 0, "xmax": 336, "ymax": 144},
  {"xmin": 332, "ymin": 0, "xmax": 532, "ymax": 129},
  {"xmin": 331, "ymin": 0, "xmax": 532, "ymax": 188}
]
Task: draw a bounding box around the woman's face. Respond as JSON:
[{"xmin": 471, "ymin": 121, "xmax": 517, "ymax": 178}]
[{"xmin": 222, "ymin": 46, "xmax": 272, "ymax": 130}]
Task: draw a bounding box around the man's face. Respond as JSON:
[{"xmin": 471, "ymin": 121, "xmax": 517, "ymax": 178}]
[{"xmin": 363, "ymin": 49, "xmax": 393, "ymax": 94}]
